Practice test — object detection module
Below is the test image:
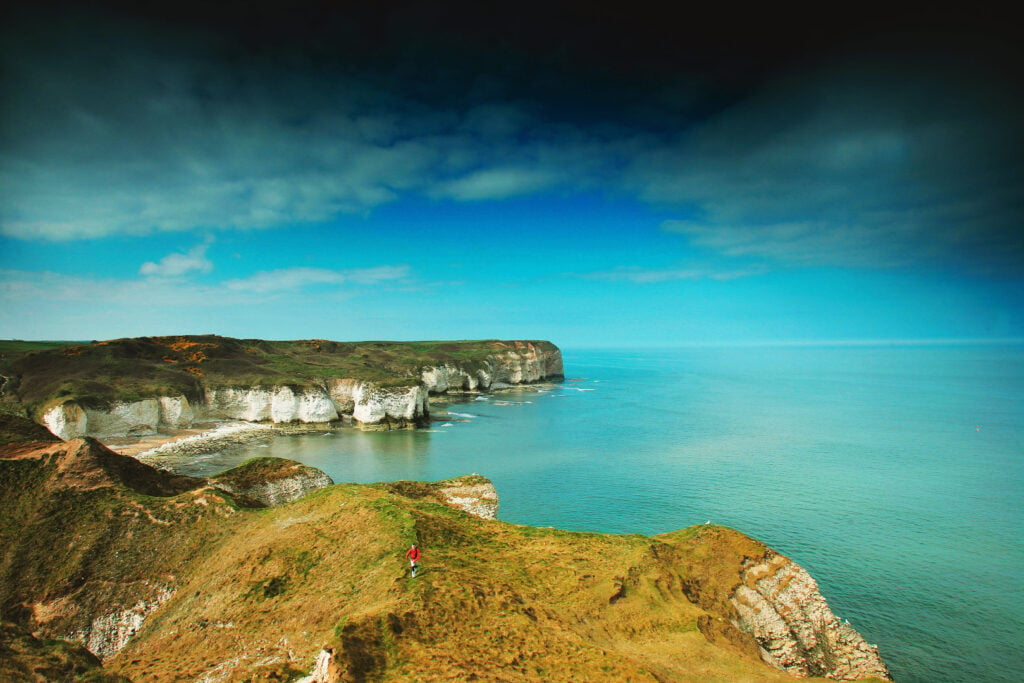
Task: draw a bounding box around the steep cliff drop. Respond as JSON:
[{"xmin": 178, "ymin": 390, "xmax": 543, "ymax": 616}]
[
  {"xmin": 731, "ymin": 553, "xmax": 891, "ymax": 680},
  {"xmin": 6, "ymin": 337, "xmax": 564, "ymax": 437}
]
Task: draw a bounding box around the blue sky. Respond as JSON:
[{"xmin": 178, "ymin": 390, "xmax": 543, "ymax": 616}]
[{"xmin": 1, "ymin": 3, "xmax": 1022, "ymax": 347}]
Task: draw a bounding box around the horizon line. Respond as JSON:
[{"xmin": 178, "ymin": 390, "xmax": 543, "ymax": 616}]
[{"xmin": 569, "ymin": 337, "xmax": 1024, "ymax": 350}]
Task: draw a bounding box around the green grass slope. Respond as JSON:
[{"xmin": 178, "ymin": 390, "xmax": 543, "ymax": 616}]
[
  {"xmin": 0, "ymin": 417, "xmax": 883, "ymax": 682},
  {"xmin": 0, "ymin": 336, "xmax": 561, "ymax": 418}
]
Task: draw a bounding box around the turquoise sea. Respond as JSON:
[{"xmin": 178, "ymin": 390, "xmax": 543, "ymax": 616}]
[{"xmin": 172, "ymin": 345, "xmax": 1024, "ymax": 683}]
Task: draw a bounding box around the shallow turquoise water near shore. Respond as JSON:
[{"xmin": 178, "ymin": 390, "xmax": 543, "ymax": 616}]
[{"xmin": 176, "ymin": 345, "xmax": 1023, "ymax": 683}]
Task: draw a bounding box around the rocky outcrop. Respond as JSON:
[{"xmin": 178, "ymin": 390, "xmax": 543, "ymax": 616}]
[
  {"xmin": 420, "ymin": 341, "xmax": 564, "ymax": 394},
  {"xmin": 296, "ymin": 648, "xmax": 340, "ymax": 683},
  {"xmin": 2, "ymin": 424, "xmax": 893, "ymax": 683},
  {"xmin": 41, "ymin": 401, "xmax": 88, "ymax": 440},
  {"xmin": 383, "ymin": 475, "xmax": 500, "ymax": 520},
  {"xmin": 210, "ymin": 458, "xmax": 334, "ymax": 507},
  {"xmin": 434, "ymin": 476, "xmax": 500, "ymax": 520},
  {"xmin": 731, "ymin": 553, "xmax": 891, "ymax": 681},
  {"xmin": 68, "ymin": 586, "xmax": 174, "ymax": 660},
  {"xmin": 13, "ymin": 337, "xmax": 563, "ymax": 437}
]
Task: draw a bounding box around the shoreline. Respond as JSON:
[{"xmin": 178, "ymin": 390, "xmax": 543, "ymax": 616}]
[
  {"xmin": 111, "ymin": 421, "xmax": 280, "ymax": 463},
  {"xmin": 108, "ymin": 384, "xmax": 560, "ymax": 464}
]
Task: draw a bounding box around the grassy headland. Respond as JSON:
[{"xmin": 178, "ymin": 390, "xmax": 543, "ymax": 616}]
[
  {"xmin": 0, "ymin": 336, "xmax": 560, "ymax": 417},
  {"xmin": 0, "ymin": 416, "xmax": 882, "ymax": 682}
]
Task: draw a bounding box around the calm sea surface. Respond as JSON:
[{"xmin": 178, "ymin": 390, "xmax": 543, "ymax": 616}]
[{"xmin": 168, "ymin": 345, "xmax": 1024, "ymax": 683}]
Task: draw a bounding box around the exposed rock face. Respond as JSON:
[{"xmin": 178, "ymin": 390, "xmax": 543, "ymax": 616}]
[
  {"xmin": 41, "ymin": 401, "xmax": 88, "ymax": 440},
  {"xmin": 157, "ymin": 396, "xmax": 194, "ymax": 428},
  {"xmin": 211, "ymin": 459, "xmax": 334, "ymax": 507},
  {"xmin": 68, "ymin": 586, "xmax": 174, "ymax": 660},
  {"xmin": 42, "ymin": 381, "xmax": 431, "ymax": 438},
  {"xmin": 434, "ymin": 476, "xmax": 500, "ymax": 519},
  {"xmin": 351, "ymin": 383, "xmax": 428, "ymax": 426},
  {"xmin": 420, "ymin": 341, "xmax": 564, "ymax": 394},
  {"xmin": 731, "ymin": 553, "xmax": 891, "ymax": 681},
  {"xmin": 200, "ymin": 386, "xmax": 340, "ymax": 424},
  {"xmin": 421, "ymin": 364, "xmax": 486, "ymax": 392},
  {"xmin": 44, "ymin": 397, "xmax": 196, "ymax": 440},
  {"xmin": 296, "ymin": 648, "xmax": 340, "ymax": 683},
  {"xmin": 382, "ymin": 475, "xmax": 500, "ymax": 520}
]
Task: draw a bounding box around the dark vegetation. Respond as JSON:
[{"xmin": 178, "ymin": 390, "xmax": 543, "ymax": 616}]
[
  {"xmin": 0, "ymin": 336, "xmax": 560, "ymax": 417},
  {"xmin": 0, "ymin": 621, "xmax": 129, "ymax": 682}
]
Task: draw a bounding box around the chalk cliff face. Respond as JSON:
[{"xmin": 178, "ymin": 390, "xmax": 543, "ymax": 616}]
[
  {"xmin": 731, "ymin": 552, "xmax": 892, "ymax": 681},
  {"xmin": 351, "ymin": 383, "xmax": 428, "ymax": 426},
  {"xmin": 44, "ymin": 399, "xmax": 179, "ymax": 440},
  {"xmin": 41, "ymin": 401, "xmax": 88, "ymax": 440},
  {"xmin": 42, "ymin": 381, "xmax": 431, "ymax": 438},
  {"xmin": 8, "ymin": 337, "xmax": 563, "ymax": 439},
  {"xmin": 199, "ymin": 386, "xmax": 340, "ymax": 424},
  {"xmin": 420, "ymin": 341, "xmax": 564, "ymax": 394}
]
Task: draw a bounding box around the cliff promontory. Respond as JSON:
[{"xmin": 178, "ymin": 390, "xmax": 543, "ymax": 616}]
[
  {"xmin": 0, "ymin": 336, "xmax": 563, "ymax": 438},
  {"xmin": 0, "ymin": 416, "xmax": 890, "ymax": 682}
]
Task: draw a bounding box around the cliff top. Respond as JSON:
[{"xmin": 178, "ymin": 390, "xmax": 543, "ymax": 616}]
[
  {"xmin": 0, "ymin": 418, "xmax": 888, "ymax": 682},
  {"xmin": 0, "ymin": 336, "xmax": 561, "ymax": 416}
]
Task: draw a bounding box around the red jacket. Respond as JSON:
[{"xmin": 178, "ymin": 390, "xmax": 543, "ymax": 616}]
[{"xmin": 406, "ymin": 546, "xmax": 421, "ymax": 562}]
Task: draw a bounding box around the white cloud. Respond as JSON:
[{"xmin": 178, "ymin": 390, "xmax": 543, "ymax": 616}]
[
  {"xmin": 584, "ymin": 263, "xmax": 767, "ymax": 283},
  {"xmin": 140, "ymin": 241, "xmax": 214, "ymax": 277},
  {"xmin": 433, "ymin": 167, "xmax": 559, "ymax": 201},
  {"xmin": 0, "ymin": 268, "xmax": 224, "ymax": 308},
  {"xmin": 224, "ymin": 265, "xmax": 410, "ymax": 294},
  {"xmin": 0, "ymin": 264, "xmax": 411, "ymax": 310}
]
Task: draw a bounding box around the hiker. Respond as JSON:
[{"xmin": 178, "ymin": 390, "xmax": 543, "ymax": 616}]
[{"xmin": 405, "ymin": 543, "xmax": 421, "ymax": 577}]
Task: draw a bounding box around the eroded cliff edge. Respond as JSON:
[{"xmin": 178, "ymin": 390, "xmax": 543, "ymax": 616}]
[
  {"xmin": 0, "ymin": 417, "xmax": 890, "ymax": 682},
  {"xmin": 0, "ymin": 336, "xmax": 563, "ymax": 438}
]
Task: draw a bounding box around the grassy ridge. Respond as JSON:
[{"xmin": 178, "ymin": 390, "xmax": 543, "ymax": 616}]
[
  {"xmin": 0, "ymin": 424, "xmax": 837, "ymax": 682},
  {"xmin": 0, "ymin": 336, "xmax": 560, "ymax": 416}
]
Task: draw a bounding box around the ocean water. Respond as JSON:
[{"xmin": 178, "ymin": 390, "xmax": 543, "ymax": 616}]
[{"xmin": 171, "ymin": 345, "xmax": 1024, "ymax": 683}]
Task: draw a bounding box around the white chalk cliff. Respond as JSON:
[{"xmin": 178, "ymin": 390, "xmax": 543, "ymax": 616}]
[
  {"xmin": 731, "ymin": 552, "xmax": 892, "ymax": 681},
  {"xmin": 420, "ymin": 342, "xmax": 563, "ymax": 393},
  {"xmin": 41, "ymin": 342, "xmax": 562, "ymax": 439}
]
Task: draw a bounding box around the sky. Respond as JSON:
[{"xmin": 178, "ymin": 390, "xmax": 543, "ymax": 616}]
[{"xmin": 1, "ymin": 1, "xmax": 1022, "ymax": 348}]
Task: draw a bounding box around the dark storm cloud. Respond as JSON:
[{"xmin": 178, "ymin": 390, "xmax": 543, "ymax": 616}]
[
  {"xmin": 0, "ymin": 4, "xmax": 644, "ymax": 239},
  {"xmin": 2, "ymin": 2, "xmax": 1022, "ymax": 274},
  {"xmin": 639, "ymin": 44, "xmax": 1024, "ymax": 273}
]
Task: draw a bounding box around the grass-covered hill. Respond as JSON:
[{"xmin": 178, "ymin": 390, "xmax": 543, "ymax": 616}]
[
  {"xmin": 0, "ymin": 416, "xmax": 885, "ymax": 682},
  {"xmin": 0, "ymin": 336, "xmax": 560, "ymax": 416}
]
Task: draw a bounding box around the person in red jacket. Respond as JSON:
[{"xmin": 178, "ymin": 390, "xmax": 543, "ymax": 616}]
[{"xmin": 405, "ymin": 543, "xmax": 421, "ymax": 577}]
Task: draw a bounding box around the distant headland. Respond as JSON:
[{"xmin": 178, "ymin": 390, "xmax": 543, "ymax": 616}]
[{"xmin": 0, "ymin": 336, "xmax": 565, "ymax": 438}]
